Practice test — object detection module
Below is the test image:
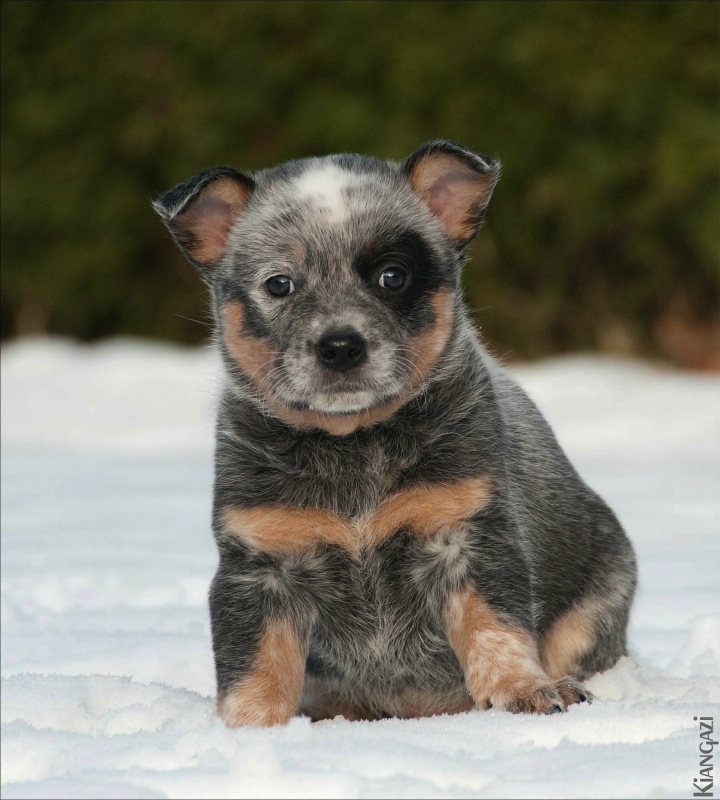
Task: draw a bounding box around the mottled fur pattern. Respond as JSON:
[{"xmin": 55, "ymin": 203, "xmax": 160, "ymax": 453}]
[{"xmin": 154, "ymin": 140, "xmax": 637, "ymax": 726}]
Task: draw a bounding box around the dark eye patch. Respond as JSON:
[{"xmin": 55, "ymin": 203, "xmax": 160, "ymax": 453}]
[{"xmin": 354, "ymin": 231, "xmax": 454, "ymax": 319}]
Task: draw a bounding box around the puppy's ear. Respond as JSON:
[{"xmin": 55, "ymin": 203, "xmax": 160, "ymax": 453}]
[
  {"xmin": 403, "ymin": 140, "xmax": 500, "ymax": 245},
  {"xmin": 153, "ymin": 167, "xmax": 255, "ymax": 269}
]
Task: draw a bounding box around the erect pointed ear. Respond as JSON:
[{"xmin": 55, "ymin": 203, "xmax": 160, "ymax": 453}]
[
  {"xmin": 403, "ymin": 140, "xmax": 500, "ymax": 245},
  {"xmin": 152, "ymin": 167, "xmax": 255, "ymax": 269}
]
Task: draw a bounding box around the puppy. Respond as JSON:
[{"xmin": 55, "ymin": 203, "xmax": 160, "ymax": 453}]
[{"xmin": 153, "ymin": 140, "xmax": 637, "ymax": 726}]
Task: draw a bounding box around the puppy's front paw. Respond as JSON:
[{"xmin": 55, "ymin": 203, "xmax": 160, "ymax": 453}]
[
  {"xmin": 554, "ymin": 677, "xmax": 593, "ymax": 709},
  {"xmin": 218, "ymin": 689, "xmax": 296, "ymax": 728},
  {"xmin": 499, "ymin": 678, "xmax": 592, "ymax": 715}
]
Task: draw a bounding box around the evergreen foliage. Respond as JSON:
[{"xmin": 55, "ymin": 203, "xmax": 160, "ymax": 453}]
[{"xmin": 2, "ymin": 1, "xmax": 717, "ymax": 366}]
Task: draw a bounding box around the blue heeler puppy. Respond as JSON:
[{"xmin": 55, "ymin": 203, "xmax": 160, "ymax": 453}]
[{"xmin": 154, "ymin": 140, "xmax": 637, "ymax": 725}]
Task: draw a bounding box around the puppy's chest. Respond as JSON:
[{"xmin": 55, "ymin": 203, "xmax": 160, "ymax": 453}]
[
  {"xmin": 277, "ymin": 437, "xmax": 404, "ymax": 517},
  {"xmin": 307, "ymin": 534, "xmax": 466, "ymax": 676},
  {"xmin": 227, "ymin": 468, "xmax": 491, "ymax": 566},
  {"xmin": 222, "ymin": 433, "xmax": 492, "ymax": 573},
  {"xmin": 224, "ymin": 437, "xmax": 490, "ymax": 677}
]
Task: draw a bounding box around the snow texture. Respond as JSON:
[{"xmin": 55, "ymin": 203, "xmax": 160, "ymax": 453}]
[{"xmin": 2, "ymin": 336, "xmax": 719, "ymax": 799}]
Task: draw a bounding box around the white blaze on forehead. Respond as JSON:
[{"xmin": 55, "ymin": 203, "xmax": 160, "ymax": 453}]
[{"xmin": 293, "ymin": 165, "xmax": 357, "ymax": 224}]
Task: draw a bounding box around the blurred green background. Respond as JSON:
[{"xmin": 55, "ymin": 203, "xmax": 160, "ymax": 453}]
[{"xmin": 2, "ymin": 1, "xmax": 718, "ymax": 368}]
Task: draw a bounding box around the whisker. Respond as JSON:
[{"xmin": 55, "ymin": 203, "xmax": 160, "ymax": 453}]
[{"xmin": 174, "ymin": 313, "xmax": 212, "ymax": 329}]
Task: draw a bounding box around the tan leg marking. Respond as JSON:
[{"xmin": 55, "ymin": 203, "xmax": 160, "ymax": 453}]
[
  {"xmin": 221, "ymin": 473, "xmax": 491, "ymax": 556},
  {"xmin": 221, "ymin": 291, "xmax": 454, "ymax": 437},
  {"xmin": 222, "ymin": 505, "xmax": 357, "ymax": 556},
  {"xmin": 360, "ymin": 474, "xmax": 492, "ymax": 549},
  {"xmin": 218, "ymin": 619, "xmax": 306, "ymax": 727},
  {"xmin": 540, "ymin": 599, "xmax": 601, "ymax": 680},
  {"xmin": 446, "ymin": 587, "xmax": 588, "ymax": 714}
]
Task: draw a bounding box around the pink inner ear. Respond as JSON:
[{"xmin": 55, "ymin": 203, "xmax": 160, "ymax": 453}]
[
  {"xmin": 176, "ymin": 177, "xmax": 251, "ymax": 266},
  {"xmin": 428, "ymin": 170, "xmax": 483, "ymax": 238},
  {"xmin": 409, "ymin": 154, "xmax": 496, "ymax": 242}
]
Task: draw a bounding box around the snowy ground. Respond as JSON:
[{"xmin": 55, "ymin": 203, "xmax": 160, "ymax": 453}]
[{"xmin": 1, "ymin": 336, "xmax": 718, "ymax": 799}]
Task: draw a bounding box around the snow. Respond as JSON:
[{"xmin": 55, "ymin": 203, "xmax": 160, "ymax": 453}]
[{"xmin": 2, "ymin": 335, "xmax": 719, "ymax": 799}]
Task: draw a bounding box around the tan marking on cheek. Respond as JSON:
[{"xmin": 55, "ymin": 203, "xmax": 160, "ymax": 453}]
[
  {"xmin": 362, "ymin": 474, "xmax": 492, "ymax": 548},
  {"xmin": 405, "ymin": 290, "xmax": 455, "ymax": 387},
  {"xmin": 222, "ymin": 302, "xmax": 277, "ymax": 388},
  {"xmin": 221, "ymin": 299, "xmax": 408, "ymax": 437},
  {"xmin": 540, "ymin": 600, "xmax": 599, "ymax": 680},
  {"xmin": 269, "ymin": 289, "xmax": 454, "ymax": 437},
  {"xmin": 222, "ymin": 291, "xmax": 454, "ymax": 437},
  {"xmin": 218, "ymin": 619, "xmax": 306, "ymax": 727},
  {"xmin": 222, "ymin": 505, "xmax": 357, "ymax": 556},
  {"xmin": 446, "ymin": 587, "xmax": 549, "ymax": 711}
]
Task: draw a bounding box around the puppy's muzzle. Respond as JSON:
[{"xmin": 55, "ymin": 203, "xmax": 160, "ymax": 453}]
[{"xmin": 316, "ymin": 330, "xmax": 367, "ymax": 373}]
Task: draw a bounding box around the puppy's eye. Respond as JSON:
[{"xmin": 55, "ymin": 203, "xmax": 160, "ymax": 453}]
[
  {"xmin": 266, "ymin": 275, "xmax": 295, "ymax": 297},
  {"xmin": 378, "ymin": 267, "xmax": 407, "ymax": 290}
]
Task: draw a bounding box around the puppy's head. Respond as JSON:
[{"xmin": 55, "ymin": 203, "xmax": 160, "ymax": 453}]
[{"xmin": 154, "ymin": 140, "xmax": 499, "ymax": 435}]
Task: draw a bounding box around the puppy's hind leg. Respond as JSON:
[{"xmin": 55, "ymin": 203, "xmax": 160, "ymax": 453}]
[{"xmin": 540, "ymin": 569, "xmax": 636, "ymax": 682}]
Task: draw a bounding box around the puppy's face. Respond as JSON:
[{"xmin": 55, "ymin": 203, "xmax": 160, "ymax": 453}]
[
  {"xmin": 155, "ymin": 142, "xmax": 499, "ymax": 430},
  {"xmin": 217, "ymin": 163, "xmax": 461, "ymax": 417}
]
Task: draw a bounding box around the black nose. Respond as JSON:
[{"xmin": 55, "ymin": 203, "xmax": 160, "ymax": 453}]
[{"xmin": 316, "ymin": 330, "xmax": 367, "ymax": 372}]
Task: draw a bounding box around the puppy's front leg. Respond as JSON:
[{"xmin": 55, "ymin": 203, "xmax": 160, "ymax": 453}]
[
  {"xmin": 446, "ymin": 586, "xmax": 589, "ymax": 714},
  {"xmin": 210, "ymin": 564, "xmax": 308, "ymax": 727}
]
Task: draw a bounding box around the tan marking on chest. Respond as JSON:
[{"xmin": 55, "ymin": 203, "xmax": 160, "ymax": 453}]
[
  {"xmin": 221, "ymin": 473, "xmax": 492, "ymax": 557},
  {"xmin": 218, "ymin": 618, "xmax": 306, "ymax": 728},
  {"xmin": 221, "ymin": 290, "xmax": 454, "ymax": 436},
  {"xmin": 360, "ymin": 474, "xmax": 492, "ymax": 549},
  {"xmin": 222, "ymin": 505, "xmax": 357, "ymax": 556}
]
